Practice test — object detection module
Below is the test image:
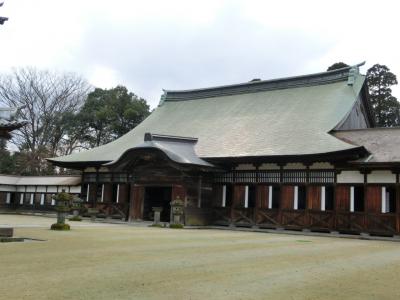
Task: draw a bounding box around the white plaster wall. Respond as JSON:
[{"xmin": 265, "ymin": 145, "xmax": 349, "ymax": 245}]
[
  {"xmin": 235, "ymin": 164, "xmax": 256, "ymax": 170},
  {"xmin": 337, "ymin": 171, "xmax": 364, "ymax": 183},
  {"xmin": 309, "ymin": 162, "xmax": 334, "ymax": 169},
  {"xmin": 47, "ymin": 186, "xmax": 58, "ymax": 193},
  {"xmin": 0, "ymin": 185, "xmax": 16, "ymax": 192},
  {"xmin": 16, "ymin": 186, "xmax": 25, "ymax": 192},
  {"xmin": 36, "ymin": 186, "xmax": 46, "ymax": 193},
  {"xmin": 70, "ymin": 186, "xmax": 81, "ymax": 193},
  {"xmin": 259, "ymin": 163, "xmax": 280, "ymax": 170},
  {"xmin": 26, "ymin": 186, "xmax": 36, "ymax": 192},
  {"xmin": 367, "ymin": 171, "xmax": 396, "ymax": 183},
  {"xmin": 283, "ymin": 163, "xmax": 307, "ymax": 170}
]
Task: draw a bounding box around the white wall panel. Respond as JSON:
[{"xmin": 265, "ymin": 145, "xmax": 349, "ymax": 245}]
[
  {"xmin": 337, "ymin": 171, "xmax": 364, "ymax": 183},
  {"xmin": 368, "ymin": 171, "xmax": 396, "ymax": 184}
]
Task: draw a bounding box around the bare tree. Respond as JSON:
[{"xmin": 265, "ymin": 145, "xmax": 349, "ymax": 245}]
[{"xmin": 0, "ymin": 67, "xmax": 91, "ymax": 174}]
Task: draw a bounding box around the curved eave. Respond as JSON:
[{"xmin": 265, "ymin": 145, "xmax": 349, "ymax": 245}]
[
  {"xmin": 46, "ymin": 158, "xmax": 110, "ymax": 170},
  {"xmin": 105, "ymin": 146, "xmax": 215, "ymax": 170}
]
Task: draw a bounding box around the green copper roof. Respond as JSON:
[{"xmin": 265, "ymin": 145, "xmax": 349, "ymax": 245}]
[{"xmin": 50, "ymin": 66, "xmax": 367, "ymax": 166}]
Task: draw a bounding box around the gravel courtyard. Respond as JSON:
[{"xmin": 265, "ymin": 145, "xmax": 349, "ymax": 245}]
[{"xmin": 1, "ymin": 214, "xmax": 400, "ymax": 300}]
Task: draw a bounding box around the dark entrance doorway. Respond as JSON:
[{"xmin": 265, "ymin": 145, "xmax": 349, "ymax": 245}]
[{"xmin": 143, "ymin": 187, "xmax": 172, "ymax": 222}]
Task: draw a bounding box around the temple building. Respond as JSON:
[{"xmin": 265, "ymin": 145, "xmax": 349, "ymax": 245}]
[
  {"xmin": 3, "ymin": 64, "xmax": 400, "ymax": 236},
  {"xmin": 0, "ymin": 107, "xmax": 26, "ymax": 139}
]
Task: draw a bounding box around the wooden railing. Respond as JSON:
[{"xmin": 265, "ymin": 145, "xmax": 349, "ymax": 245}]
[
  {"xmin": 211, "ymin": 207, "xmax": 400, "ymax": 235},
  {"xmin": 212, "ymin": 207, "xmax": 231, "ymax": 225},
  {"xmin": 280, "ymin": 209, "xmax": 308, "ymax": 229},
  {"xmin": 84, "ymin": 203, "xmax": 128, "ymax": 219},
  {"xmin": 366, "ymin": 213, "xmax": 397, "ymax": 235},
  {"xmin": 308, "ymin": 210, "xmax": 335, "ymax": 231},
  {"xmin": 231, "ymin": 208, "xmax": 254, "ymax": 226},
  {"xmin": 255, "ymin": 208, "xmax": 280, "ymax": 228}
]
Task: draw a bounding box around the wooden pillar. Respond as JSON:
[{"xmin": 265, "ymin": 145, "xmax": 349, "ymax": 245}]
[
  {"xmin": 118, "ymin": 184, "xmax": 128, "ymax": 204},
  {"xmin": 197, "ymin": 177, "xmax": 202, "ymax": 208},
  {"xmin": 103, "ymin": 183, "xmax": 113, "ymax": 203},
  {"xmin": 255, "ymin": 185, "xmax": 268, "ymax": 225},
  {"xmin": 396, "ymin": 172, "xmax": 400, "ymax": 234},
  {"xmin": 212, "ymin": 185, "xmax": 223, "ymax": 207},
  {"xmin": 231, "ymin": 185, "xmax": 245, "ymax": 224},
  {"xmin": 129, "ymin": 184, "xmax": 144, "ymax": 221},
  {"xmin": 362, "ymin": 170, "xmax": 369, "ymax": 232},
  {"xmin": 89, "ymin": 183, "xmax": 97, "ymax": 206}
]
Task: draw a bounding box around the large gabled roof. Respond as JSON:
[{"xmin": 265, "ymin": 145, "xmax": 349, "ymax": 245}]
[{"xmin": 49, "ymin": 65, "xmax": 369, "ymax": 167}]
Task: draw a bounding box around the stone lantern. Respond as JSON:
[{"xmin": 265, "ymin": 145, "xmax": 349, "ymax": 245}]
[
  {"xmin": 71, "ymin": 196, "xmax": 83, "ymax": 216},
  {"xmin": 152, "ymin": 207, "xmax": 163, "ymax": 225},
  {"xmin": 51, "ymin": 189, "xmax": 73, "ymax": 230},
  {"xmin": 170, "ymin": 196, "xmax": 185, "ymax": 226}
]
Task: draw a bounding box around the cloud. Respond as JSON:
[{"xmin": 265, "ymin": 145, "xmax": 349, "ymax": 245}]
[{"xmin": 0, "ymin": 0, "xmax": 399, "ymax": 108}]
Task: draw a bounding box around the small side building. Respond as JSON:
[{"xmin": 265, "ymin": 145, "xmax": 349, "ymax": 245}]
[{"xmin": 0, "ymin": 175, "xmax": 81, "ymax": 211}]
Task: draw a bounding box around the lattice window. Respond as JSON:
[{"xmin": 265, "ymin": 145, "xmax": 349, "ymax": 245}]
[
  {"xmin": 282, "ymin": 170, "xmax": 307, "ymax": 183},
  {"xmin": 113, "ymin": 173, "xmax": 128, "ymax": 183},
  {"xmin": 235, "ymin": 171, "xmax": 257, "ymax": 183},
  {"xmin": 214, "ymin": 172, "xmax": 234, "ymax": 183},
  {"xmin": 83, "ymin": 173, "xmax": 97, "ymax": 183},
  {"xmin": 309, "ymin": 170, "xmax": 335, "ymax": 184},
  {"xmin": 258, "ymin": 171, "xmax": 280, "ymax": 183},
  {"xmin": 98, "ymin": 173, "xmax": 112, "ymax": 182}
]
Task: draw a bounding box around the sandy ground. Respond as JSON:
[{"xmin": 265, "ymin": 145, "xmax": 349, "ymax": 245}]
[{"xmin": 1, "ymin": 215, "xmax": 400, "ymax": 300}]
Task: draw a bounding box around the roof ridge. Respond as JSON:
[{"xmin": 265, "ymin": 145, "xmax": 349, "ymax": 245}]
[{"xmin": 160, "ymin": 63, "xmax": 365, "ymax": 103}]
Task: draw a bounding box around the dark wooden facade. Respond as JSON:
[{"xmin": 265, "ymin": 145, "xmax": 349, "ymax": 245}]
[{"xmin": 71, "ymin": 163, "xmax": 400, "ymax": 237}]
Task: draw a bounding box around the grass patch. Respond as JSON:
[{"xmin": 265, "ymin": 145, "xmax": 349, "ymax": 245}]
[
  {"xmin": 0, "ymin": 237, "xmax": 24, "ymax": 243},
  {"xmin": 149, "ymin": 223, "xmax": 163, "ymax": 228},
  {"xmin": 50, "ymin": 223, "xmax": 71, "ymax": 231},
  {"xmin": 169, "ymin": 224, "xmax": 184, "ymax": 229}
]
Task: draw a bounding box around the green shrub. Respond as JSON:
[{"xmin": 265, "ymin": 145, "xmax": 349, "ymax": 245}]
[
  {"xmin": 169, "ymin": 223, "xmax": 184, "ymax": 229},
  {"xmin": 69, "ymin": 216, "xmax": 82, "ymax": 222},
  {"xmin": 149, "ymin": 224, "xmax": 163, "ymax": 228},
  {"xmin": 50, "ymin": 223, "xmax": 70, "ymax": 231},
  {"xmin": 0, "ymin": 237, "xmax": 24, "ymax": 243}
]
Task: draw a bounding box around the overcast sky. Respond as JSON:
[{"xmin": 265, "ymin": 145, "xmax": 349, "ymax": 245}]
[{"xmin": 0, "ymin": 0, "xmax": 399, "ymax": 108}]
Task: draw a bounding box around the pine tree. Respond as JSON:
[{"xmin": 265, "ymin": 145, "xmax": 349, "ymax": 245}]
[
  {"xmin": 327, "ymin": 62, "xmax": 349, "ymax": 71},
  {"xmin": 366, "ymin": 64, "xmax": 399, "ymax": 127}
]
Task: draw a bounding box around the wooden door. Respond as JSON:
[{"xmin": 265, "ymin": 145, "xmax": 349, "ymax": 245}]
[
  {"xmin": 365, "ymin": 185, "xmax": 381, "ymax": 213},
  {"xmin": 233, "ymin": 185, "xmax": 245, "ymax": 208},
  {"xmin": 130, "ymin": 184, "xmax": 144, "ymax": 220},
  {"xmin": 308, "ymin": 186, "xmax": 321, "ymax": 210},
  {"xmin": 281, "ymin": 186, "xmax": 294, "ymax": 209},
  {"xmin": 256, "ymin": 185, "xmax": 269, "ymax": 209},
  {"xmin": 335, "ymin": 185, "xmax": 350, "ymax": 211},
  {"xmin": 213, "ymin": 185, "xmax": 223, "ymax": 207}
]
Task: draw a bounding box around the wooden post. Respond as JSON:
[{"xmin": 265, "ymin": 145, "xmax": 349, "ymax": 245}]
[
  {"xmin": 362, "ymin": 170, "xmax": 368, "ymax": 233},
  {"xmin": 396, "ymin": 172, "xmax": 400, "ymax": 234},
  {"xmin": 129, "ymin": 184, "xmax": 144, "ymax": 221}
]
